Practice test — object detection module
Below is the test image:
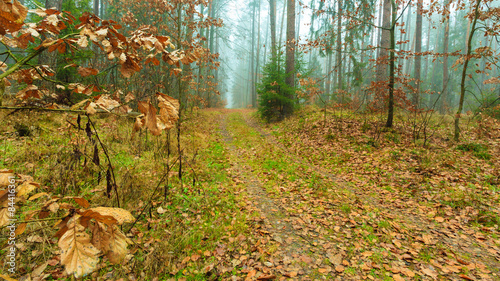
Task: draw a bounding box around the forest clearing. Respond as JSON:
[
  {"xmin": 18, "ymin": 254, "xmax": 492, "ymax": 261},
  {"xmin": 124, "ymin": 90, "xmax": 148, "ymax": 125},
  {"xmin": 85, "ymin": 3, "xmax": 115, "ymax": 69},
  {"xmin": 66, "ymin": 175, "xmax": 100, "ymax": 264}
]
[{"xmin": 1, "ymin": 0, "xmax": 500, "ymax": 280}]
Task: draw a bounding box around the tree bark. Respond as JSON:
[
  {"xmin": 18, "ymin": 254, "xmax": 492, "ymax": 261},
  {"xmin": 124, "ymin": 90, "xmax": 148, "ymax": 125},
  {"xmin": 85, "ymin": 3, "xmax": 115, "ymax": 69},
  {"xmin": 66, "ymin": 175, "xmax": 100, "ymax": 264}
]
[
  {"xmin": 440, "ymin": 0, "xmax": 451, "ymax": 113},
  {"xmin": 269, "ymin": 0, "xmax": 277, "ymax": 59},
  {"xmin": 376, "ymin": 0, "xmax": 391, "ymax": 83},
  {"xmin": 284, "ymin": 0, "xmax": 296, "ymax": 116},
  {"xmin": 413, "ymin": 0, "xmax": 423, "ymax": 108},
  {"xmin": 251, "ymin": 1, "xmax": 256, "ymax": 107},
  {"xmin": 455, "ymin": 0, "xmax": 480, "ymax": 141},
  {"xmin": 336, "ymin": 0, "xmax": 343, "ymax": 92},
  {"xmin": 385, "ymin": 0, "xmax": 396, "ymax": 128}
]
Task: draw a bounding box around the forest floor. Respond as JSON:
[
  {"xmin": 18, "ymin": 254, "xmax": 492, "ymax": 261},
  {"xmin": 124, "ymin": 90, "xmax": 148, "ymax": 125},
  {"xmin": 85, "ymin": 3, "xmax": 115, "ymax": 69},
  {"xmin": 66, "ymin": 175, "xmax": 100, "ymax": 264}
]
[
  {"xmin": 215, "ymin": 109, "xmax": 500, "ymax": 281},
  {"xmin": 0, "ymin": 107, "xmax": 499, "ymax": 280}
]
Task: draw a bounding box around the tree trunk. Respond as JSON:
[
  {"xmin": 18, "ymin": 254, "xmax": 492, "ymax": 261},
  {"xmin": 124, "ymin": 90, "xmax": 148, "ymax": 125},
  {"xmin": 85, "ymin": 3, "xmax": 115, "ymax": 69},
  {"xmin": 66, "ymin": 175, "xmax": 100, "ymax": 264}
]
[
  {"xmin": 440, "ymin": 0, "xmax": 450, "ymax": 113},
  {"xmin": 269, "ymin": 0, "xmax": 277, "ymax": 59},
  {"xmin": 413, "ymin": 0, "xmax": 423, "ymax": 108},
  {"xmin": 336, "ymin": 0, "xmax": 343, "ymax": 92},
  {"xmin": 284, "ymin": 0, "xmax": 295, "ymax": 116},
  {"xmin": 255, "ymin": 0, "xmax": 262, "ymax": 106},
  {"xmin": 376, "ymin": 0, "xmax": 391, "ymax": 83},
  {"xmin": 455, "ymin": 0, "xmax": 480, "ymax": 141},
  {"xmin": 385, "ymin": 0, "xmax": 396, "ymax": 128},
  {"xmin": 250, "ymin": 1, "xmax": 256, "ymax": 107}
]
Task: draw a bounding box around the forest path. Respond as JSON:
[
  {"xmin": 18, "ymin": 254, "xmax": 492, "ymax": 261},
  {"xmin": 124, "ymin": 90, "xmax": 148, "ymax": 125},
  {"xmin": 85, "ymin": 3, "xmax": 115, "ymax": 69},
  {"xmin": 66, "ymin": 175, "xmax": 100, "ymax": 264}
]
[
  {"xmin": 218, "ymin": 109, "xmax": 499, "ymax": 281},
  {"xmin": 219, "ymin": 110, "xmax": 337, "ymax": 280}
]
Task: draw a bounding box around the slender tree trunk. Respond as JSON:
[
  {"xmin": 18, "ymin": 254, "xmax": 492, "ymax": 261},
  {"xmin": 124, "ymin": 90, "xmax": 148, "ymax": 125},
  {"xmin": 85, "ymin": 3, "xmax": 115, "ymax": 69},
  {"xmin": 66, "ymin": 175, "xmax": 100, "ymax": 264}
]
[
  {"xmin": 336, "ymin": 0, "xmax": 343, "ymax": 92},
  {"xmin": 284, "ymin": 0, "xmax": 296, "ymax": 116},
  {"xmin": 422, "ymin": 17, "xmax": 431, "ymax": 105},
  {"xmin": 269, "ymin": 0, "xmax": 277, "ymax": 59},
  {"xmin": 376, "ymin": 0, "xmax": 383, "ymax": 61},
  {"xmin": 413, "ymin": 0, "xmax": 423, "ymax": 108},
  {"xmin": 251, "ymin": 1, "xmax": 256, "ymax": 107},
  {"xmin": 279, "ymin": 0, "xmax": 287, "ymax": 49},
  {"xmin": 455, "ymin": 0, "xmax": 480, "ymax": 141},
  {"xmin": 308, "ymin": 0, "xmax": 316, "ymax": 64},
  {"xmin": 255, "ymin": 0, "xmax": 262, "ymax": 104},
  {"xmin": 376, "ymin": 0, "xmax": 391, "ymax": 83},
  {"xmin": 386, "ymin": 0, "xmax": 396, "ymax": 128},
  {"xmin": 440, "ymin": 0, "xmax": 451, "ymax": 113},
  {"xmin": 326, "ymin": 51, "xmax": 332, "ymax": 101}
]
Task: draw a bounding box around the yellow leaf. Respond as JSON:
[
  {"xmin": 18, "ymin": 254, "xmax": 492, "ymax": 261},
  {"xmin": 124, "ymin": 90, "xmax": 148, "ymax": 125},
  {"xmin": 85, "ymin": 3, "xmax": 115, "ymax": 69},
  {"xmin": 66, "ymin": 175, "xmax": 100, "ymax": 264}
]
[
  {"xmin": 0, "ymin": 208, "xmax": 11, "ymax": 227},
  {"xmin": 17, "ymin": 181, "xmax": 38, "ymax": 198},
  {"xmin": 0, "ymin": 274, "xmax": 18, "ymax": 281}
]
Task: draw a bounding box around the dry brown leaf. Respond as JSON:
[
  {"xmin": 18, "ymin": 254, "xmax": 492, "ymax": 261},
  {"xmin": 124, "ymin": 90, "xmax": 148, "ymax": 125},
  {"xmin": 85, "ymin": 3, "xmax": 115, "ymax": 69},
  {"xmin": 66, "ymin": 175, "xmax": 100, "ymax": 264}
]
[
  {"xmin": 393, "ymin": 274, "xmax": 405, "ymax": 281},
  {"xmin": 86, "ymin": 102, "xmax": 98, "ymax": 115},
  {"xmin": 0, "ymin": 208, "xmax": 10, "ymax": 227},
  {"xmin": 91, "ymin": 222, "xmax": 130, "ymax": 264},
  {"xmin": 137, "ymin": 101, "xmax": 160, "ymax": 136},
  {"xmin": 335, "ymin": 265, "xmax": 345, "ymax": 272},
  {"xmin": 0, "ymin": 0, "xmax": 27, "ymax": 27},
  {"xmin": 73, "ymin": 197, "xmax": 90, "ymax": 208},
  {"xmin": 329, "ymin": 253, "xmax": 342, "ymax": 266},
  {"xmin": 132, "ymin": 115, "xmax": 145, "ymax": 132},
  {"xmin": 32, "ymin": 261, "xmax": 48, "ymax": 277},
  {"xmin": 77, "ymin": 66, "xmax": 99, "ymax": 77},
  {"xmin": 421, "ymin": 267, "xmax": 437, "ymax": 279},
  {"xmin": 0, "ymin": 170, "xmax": 14, "ymax": 187},
  {"xmin": 89, "ymin": 207, "xmax": 134, "ymax": 225},
  {"xmin": 17, "ymin": 181, "xmax": 38, "ymax": 197},
  {"xmin": 59, "ymin": 217, "xmax": 100, "ymax": 278},
  {"xmin": 119, "ymin": 55, "xmax": 142, "ymax": 78},
  {"xmin": 95, "ymin": 94, "xmax": 120, "ymax": 112},
  {"xmin": 0, "ymin": 273, "xmax": 18, "ymax": 281}
]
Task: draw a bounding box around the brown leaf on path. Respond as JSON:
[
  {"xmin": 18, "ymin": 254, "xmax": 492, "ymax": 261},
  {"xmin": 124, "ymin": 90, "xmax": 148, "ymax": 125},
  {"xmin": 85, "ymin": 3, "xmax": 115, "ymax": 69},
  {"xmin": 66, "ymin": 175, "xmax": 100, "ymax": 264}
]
[
  {"xmin": 257, "ymin": 274, "xmax": 276, "ymax": 280},
  {"xmin": 421, "ymin": 267, "xmax": 438, "ymax": 279},
  {"xmin": 299, "ymin": 255, "xmax": 313, "ymax": 264},
  {"xmin": 191, "ymin": 254, "xmax": 200, "ymax": 262},
  {"xmin": 393, "ymin": 274, "xmax": 405, "ymax": 281},
  {"xmin": 459, "ymin": 274, "xmax": 474, "ymax": 280},
  {"xmin": 283, "ymin": 271, "xmax": 298, "ymax": 277},
  {"xmin": 245, "ymin": 269, "xmax": 257, "ymax": 279},
  {"xmin": 335, "ymin": 265, "xmax": 345, "ymax": 272},
  {"xmin": 329, "ymin": 253, "xmax": 342, "ymax": 266}
]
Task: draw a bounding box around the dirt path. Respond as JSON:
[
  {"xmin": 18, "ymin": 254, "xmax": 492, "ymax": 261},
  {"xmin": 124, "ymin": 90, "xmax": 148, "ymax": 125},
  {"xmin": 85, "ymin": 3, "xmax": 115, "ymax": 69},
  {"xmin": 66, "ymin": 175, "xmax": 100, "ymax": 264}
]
[{"xmin": 219, "ymin": 112, "xmax": 338, "ymax": 280}]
